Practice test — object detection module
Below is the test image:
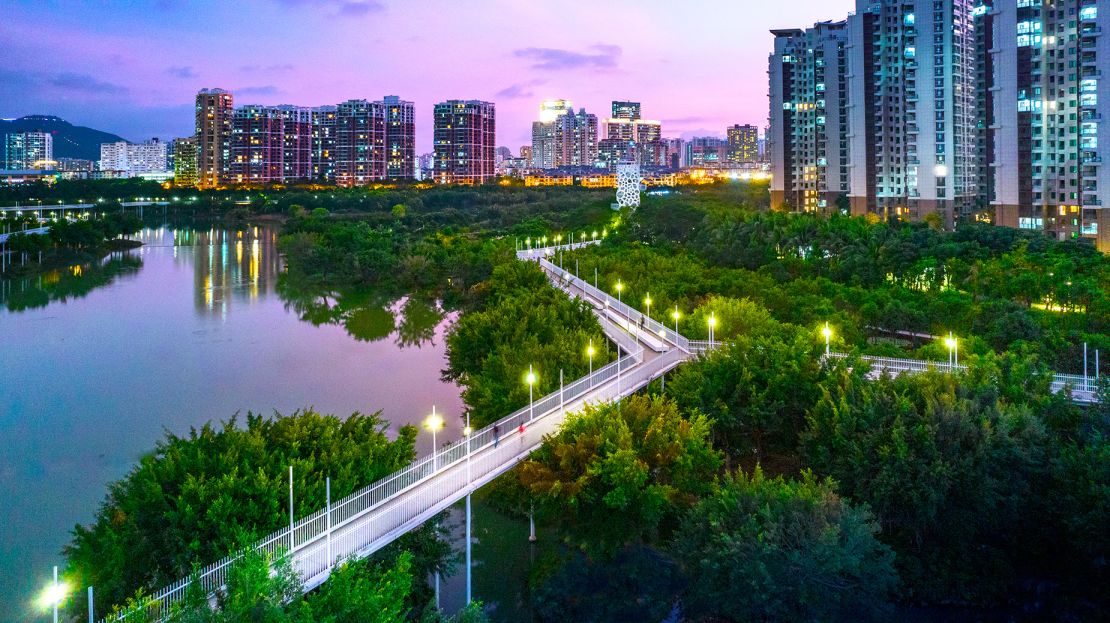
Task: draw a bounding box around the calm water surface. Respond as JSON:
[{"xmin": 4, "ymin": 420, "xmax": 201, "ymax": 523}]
[{"xmin": 0, "ymin": 223, "xmax": 465, "ymax": 622}]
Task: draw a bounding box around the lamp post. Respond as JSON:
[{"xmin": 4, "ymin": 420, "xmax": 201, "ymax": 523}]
[
  {"xmin": 424, "ymin": 407, "xmax": 444, "ymax": 471},
  {"xmin": 708, "ymin": 313, "xmax": 717, "ymax": 348},
  {"xmin": 644, "ymin": 293, "xmax": 652, "ymax": 322},
  {"xmin": 587, "ymin": 340, "xmax": 596, "ymax": 385},
  {"xmin": 672, "ymin": 305, "xmax": 680, "ymax": 336},
  {"xmin": 615, "ymin": 279, "xmax": 623, "ymax": 306},
  {"xmin": 822, "ymin": 322, "xmax": 832, "ymax": 356},
  {"xmin": 464, "ymin": 414, "xmax": 473, "ymax": 605},
  {"xmin": 944, "ymin": 333, "xmax": 957, "ymax": 370},
  {"xmin": 526, "ymin": 365, "xmax": 537, "ymax": 422},
  {"xmin": 38, "ymin": 566, "xmax": 68, "ymax": 623}
]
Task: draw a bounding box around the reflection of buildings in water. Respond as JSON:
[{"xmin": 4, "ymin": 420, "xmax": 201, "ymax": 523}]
[{"xmin": 182, "ymin": 226, "xmax": 282, "ymax": 316}]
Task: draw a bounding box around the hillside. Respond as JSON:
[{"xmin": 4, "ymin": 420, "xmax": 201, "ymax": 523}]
[{"xmin": 0, "ymin": 115, "xmax": 127, "ymax": 162}]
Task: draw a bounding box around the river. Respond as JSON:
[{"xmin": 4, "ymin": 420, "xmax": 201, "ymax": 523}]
[{"xmin": 0, "ymin": 222, "xmax": 475, "ymax": 622}]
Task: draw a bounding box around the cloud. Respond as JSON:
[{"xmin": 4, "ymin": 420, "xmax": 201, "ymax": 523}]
[
  {"xmin": 237, "ymin": 85, "xmax": 282, "ymax": 96},
  {"xmin": 513, "ymin": 44, "xmax": 621, "ymax": 71},
  {"xmin": 47, "ymin": 73, "xmax": 128, "ymax": 94},
  {"xmin": 166, "ymin": 66, "xmax": 197, "ymax": 79},
  {"xmin": 495, "ymin": 79, "xmax": 546, "ymax": 100}
]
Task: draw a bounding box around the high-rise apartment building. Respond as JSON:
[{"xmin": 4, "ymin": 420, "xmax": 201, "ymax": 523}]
[
  {"xmin": 662, "ymin": 137, "xmax": 686, "ymax": 169},
  {"xmin": 983, "ymin": 0, "xmax": 1109, "ymax": 250},
  {"xmin": 99, "ymin": 139, "xmax": 169, "ymax": 175},
  {"xmin": 173, "ymin": 137, "xmax": 198, "ymax": 186},
  {"xmin": 600, "ymin": 101, "xmax": 663, "ymax": 168},
  {"xmin": 768, "ymin": 20, "xmax": 852, "ymax": 212},
  {"xmin": 334, "ymin": 99, "xmax": 386, "ymax": 187},
  {"xmin": 195, "ymin": 88, "xmax": 233, "ymax": 188},
  {"xmin": 685, "ymin": 137, "xmax": 729, "ymax": 168},
  {"xmin": 311, "ymin": 105, "xmax": 338, "ymax": 183},
  {"xmin": 276, "ymin": 106, "xmax": 313, "ymax": 182},
  {"xmin": 846, "ymin": 0, "xmax": 978, "ymax": 224},
  {"xmin": 727, "ymin": 124, "xmax": 760, "ymax": 164},
  {"xmin": 230, "ymin": 105, "xmax": 285, "ymax": 184},
  {"xmin": 383, "ymin": 96, "xmax": 415, "ymax": 180},
  {"xmin": 530, "ymin": 100, "xmax": 598, "ymax": 168},
  {"xmin": 433, "ymin": 100, "xmax": 496, "ymax": 184},
  {"xmin": 3, "ymin": 131, "xmax": 53, "ymax": 169}
]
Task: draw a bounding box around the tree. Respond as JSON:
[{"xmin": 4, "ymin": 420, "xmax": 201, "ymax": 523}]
[
  {"xmin": 65, "ymin": 410, "xmax": 419, "ymax": 618},
  {"xmin": 517, "ymin": 395, "xmax": 721, "ymax": 554},
  {"xmin": 672, "ymin": 468, "xmax": 898, "ymax": 622}
]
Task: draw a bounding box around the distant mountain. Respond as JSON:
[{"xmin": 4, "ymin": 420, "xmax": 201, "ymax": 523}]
[{"xmin": 0, "ymin": 115, "xmax": 128, "ymax": 162}]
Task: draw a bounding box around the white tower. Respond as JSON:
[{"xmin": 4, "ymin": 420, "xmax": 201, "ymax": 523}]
[{"xmin": 615, "ymin": 162, "xmax": 642, "ymax": 209}]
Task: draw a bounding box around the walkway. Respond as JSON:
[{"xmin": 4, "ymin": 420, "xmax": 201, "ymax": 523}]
[
  {"xmin": 0, "ymin": 225, "xmax": 50, "ymax": 244},
  {"xmin": 100, "ymin": 243, "xmax": 690, "ymax": 622},
  {"xmin": 99, "ymin": 241, "xmax": 1101, "ymax": 621}
]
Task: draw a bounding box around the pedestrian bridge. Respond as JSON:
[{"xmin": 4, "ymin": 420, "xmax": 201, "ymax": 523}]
[{"xmin": 100, "ymin": 241, "xmax": 1101, "ymax": 621}]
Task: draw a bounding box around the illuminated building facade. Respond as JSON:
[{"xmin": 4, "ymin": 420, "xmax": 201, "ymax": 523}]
[
  {"xmin": 335, "ymin": 99, "xmax": 386, "ymax": 186},
  {"xmin": 983, "ymin": 0, "xmax": 1109, "ymax": 251},
  {"xmin": 768, "ymin": 20, "xmax": 851, "ymax": 212},
  {"xmin": 846, "ymin": 0, "xmax": 978, "ymax": 225},
  {"xmin": 433, "ymin": 100, "xmax": 496, "ymax": 184},
  {"xmin": 195, "ymin": 88, "xmax": 234, "ymax": 188},
  {"xmin": 275, "ymin": 106, "xmax": 313, "ymax": 182},
  {"xmin": 3, "ymin": 131, "xmax": 53, "ymax": 169},
  {"xmin": 99, "ymin": 139, "xmax": 169, "ymax": 176},
  {"xmin": 727, "ymin": 124, "xmax": 759, "ymax": 164},
  {"xmin": 662, "ymin": 137, "xmax": 685, "ymax": 169},
  {"xmin": 173, "ymin": 136, "xmax": 198, "ymax": 186},
  {"xmin": 231, "ymin": 105, "xmax": 285, "ymax": 184},
  {"xmin": 531, "ymin": 100, "xmax": 598, "ymax": 168},
  {"xmin": 384, "ymin": 95, "xmax": 415, "ymax": 180},
  {"xmin": 685, "ymin": 137, "xmax": 729, "ymax": 169},
  {"xmin": 311, "ymin": 105, "xmax": 337, "ymax": 183},
  {"xmin": 600, "ymin": 101, "xmax": 664, "ymax": 168}
]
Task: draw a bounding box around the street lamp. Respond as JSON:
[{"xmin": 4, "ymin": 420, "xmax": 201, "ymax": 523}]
[
  {"xmin": 615, "ymin": 279, "xmax": 623, "ymax": 305},
  {"xmin": 644, "ymin": 293, "xmax": 652, "ymax": 321},
  {"xmin": 945, "ymin": 333, "xmax": 958, "ymax": 369},
  {"xmin": 38, "ymin": 566, "xmax": 68, "ymax": 623},
  {"xmin": 424, "ymin": 407, "xmax": 444, "ymax": 471},
  {"xmin": 592, "ymin": 230, "xmax": 598, "ymax": 240},
  {"xmin": 822, "ymin": 322, "xmax": 832, "ymax": 356},
  {"xmin": 525, "ymin": 365, "xmax": 537, "ymax": 422},
  {"xmin": 672, "ymin": 306, "xmax": 680, "ymax": 335},
  {"xmin": 587, "ymin": 340, "xmax": 596, "ymax": 384},
  {"xmin": 708, "ymin": 313, "xmax": 717, "ymax": 348}
]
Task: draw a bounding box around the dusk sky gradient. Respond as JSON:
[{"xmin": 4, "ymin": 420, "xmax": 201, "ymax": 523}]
[{"xmin": 1, "ymin": 0, "xmax": 854, "ymax": 153}]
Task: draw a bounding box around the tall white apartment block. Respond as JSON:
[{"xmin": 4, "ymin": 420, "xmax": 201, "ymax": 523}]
[
  {"xmin": 769, "ymin": 20, "xmax": 852, "ymax": 212},
  {"xmin": 99, "ymin": 139, "xmax": 169, "ymax": 175}
]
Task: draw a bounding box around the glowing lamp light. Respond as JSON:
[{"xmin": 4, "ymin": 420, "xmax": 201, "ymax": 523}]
[
  {"xmin": 672, "ymin": 309, "xmax": 681, "ymax": 321},
  {"xmin": 463, "ymin": 425, "xmax": 473, "ymax": 436},
  {"xmin": 707, "ymin": 314, "xmax": 717, "ymax": 328},
  {"xmin": 37, "ymin": 580, "xmax": 69, "ymax": 611},
  {"xmin": 525, "ymin": 369, "xmax": 537, "ymax": 386},
  {"xmin": 821, "ymin": 324, "xmax": 832, "ymax": 339},
  {"xmin": 424, "ymin": 413, "xmax": 444, "ymax": 432},
  {"xmin": 587, "ymin": 343, "xmax": 596, "ymax": 357},
  {"xmin": 945, "ymin": 336, "xmax": 957, "ymax": 350}
]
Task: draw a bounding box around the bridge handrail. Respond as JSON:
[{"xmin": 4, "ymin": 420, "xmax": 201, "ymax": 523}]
[
  {"xmin": 100, "ymin": 346, "xmax": 642, "ymax": 621},
  {"xmin": 533, "ymin": 255, "xmax": 690, "ymax": 351}
]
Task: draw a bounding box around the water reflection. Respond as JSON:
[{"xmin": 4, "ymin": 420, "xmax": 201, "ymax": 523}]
[
  {"xmin": 278, "ymin": 276, "xmax": 447, "ymax": 349},
  {"xmin": 0, "ymin": 253, "xmax": 143, "ymax": 312},
  {"xmin": 180, "ymin": 227, "xmax": 280, "ymax": 316}
]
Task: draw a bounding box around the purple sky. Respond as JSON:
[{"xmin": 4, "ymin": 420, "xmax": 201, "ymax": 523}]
[{"xmin": 1, "ymin": 0, "xmax": 854, "ymax": 153}]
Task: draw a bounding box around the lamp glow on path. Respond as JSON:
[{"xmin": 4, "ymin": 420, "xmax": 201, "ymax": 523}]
[
  {"xmin": 526, "ymin": 365, "xmax": 537, "ymax": 422},
  {"xmin": 424, "ymin": 407, "xmax": 444, "ymax": 471},
  {"xmin": 822, "ymin": 322, "xmax": 832, "ymax": 356}
]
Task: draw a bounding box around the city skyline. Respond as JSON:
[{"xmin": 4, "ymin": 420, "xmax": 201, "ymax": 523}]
[{"xmin": 0, "ymin": 0, "xmax": 854, "ymax": 151}]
